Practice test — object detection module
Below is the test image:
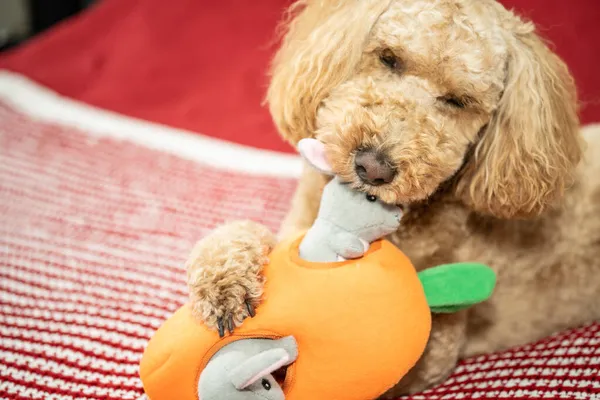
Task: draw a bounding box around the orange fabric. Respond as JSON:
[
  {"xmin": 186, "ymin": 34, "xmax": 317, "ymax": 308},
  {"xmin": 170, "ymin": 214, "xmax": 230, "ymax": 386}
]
[{"xmin": 139, "ymin": 234, "xmax": 432, "ymax": 400}]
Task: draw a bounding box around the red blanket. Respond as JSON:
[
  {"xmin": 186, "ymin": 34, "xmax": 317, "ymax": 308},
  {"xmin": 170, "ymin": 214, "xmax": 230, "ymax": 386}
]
[
  {"xmin": 0, "ymin": 1, "xmax": 599, "ymax": 398},
  {"xmin": 0, "ymin": 0, "xmax": 598, "ymax": 153}
]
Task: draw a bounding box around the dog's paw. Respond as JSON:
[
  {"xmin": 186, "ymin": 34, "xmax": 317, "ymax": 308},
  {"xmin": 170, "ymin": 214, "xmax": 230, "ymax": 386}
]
[
  {"xmin": 190, "ymin": 279, "xmax": 262, "ymax": 337},
  {"xmin": 186, "ymin": 220, "xmax": 276, "ymax": 335}
]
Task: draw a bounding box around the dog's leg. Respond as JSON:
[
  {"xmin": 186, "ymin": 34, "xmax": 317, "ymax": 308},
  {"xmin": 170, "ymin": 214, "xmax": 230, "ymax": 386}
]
[
  {"xmin": 379, "ymin": 311, "xmax": 468, "ymax": 398},
  {"xmin": 186, "ymin": 220, "xmax": 276, "ymax": 333},
  {"xmin": 186, "ymin": 165, "xmax": 326, "ymax": 333}
]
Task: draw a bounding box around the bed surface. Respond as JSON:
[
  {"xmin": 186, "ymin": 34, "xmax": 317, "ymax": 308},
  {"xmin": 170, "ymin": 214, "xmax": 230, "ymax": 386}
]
[{"xmin": 0, "ymin": 1, "xmax": 598, "ymax": 399}]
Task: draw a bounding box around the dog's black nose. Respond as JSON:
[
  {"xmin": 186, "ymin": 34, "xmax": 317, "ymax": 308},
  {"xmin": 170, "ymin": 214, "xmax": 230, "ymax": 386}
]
[{"xmin": 354, "ymin": 149, "xmax": 396, "ymax": 186}]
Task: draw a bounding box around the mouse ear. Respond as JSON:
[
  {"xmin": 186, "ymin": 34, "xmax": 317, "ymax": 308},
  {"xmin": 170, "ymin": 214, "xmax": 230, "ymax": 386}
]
[
  {"xmin": 297, "ymin": 138, "xmax": 334, "ymax": 175},
  {"xmin": 228, "ymin": 348, "xmax": 293, "ymax": 390}
]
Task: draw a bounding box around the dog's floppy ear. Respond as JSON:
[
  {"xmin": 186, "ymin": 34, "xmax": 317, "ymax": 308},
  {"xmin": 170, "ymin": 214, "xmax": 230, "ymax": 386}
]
[
  {"xmin": 266, "ymin": 0, "xmax": 392, "ymax": 145},
  {"xmin": 455, "ymin": 18, "xmax": 583, "ymax": 219}
]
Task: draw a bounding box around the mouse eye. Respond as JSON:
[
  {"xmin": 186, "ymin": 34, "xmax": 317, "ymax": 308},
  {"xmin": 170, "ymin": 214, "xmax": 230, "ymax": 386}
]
[
  {"xmin": 261, "ymin": 379, "xmax": 272, "ymax": 390},
  {"xmin": 366, "ymin": 194, "xmax": 377, "ymax": 202}
]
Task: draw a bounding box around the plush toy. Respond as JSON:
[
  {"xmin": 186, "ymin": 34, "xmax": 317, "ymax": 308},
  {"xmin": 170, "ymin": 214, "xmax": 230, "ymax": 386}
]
[
  {"xmin": 139, "ymin": 139, "xmax": 497, "ymax": 400},
  {"xmin": 297, "ymin": 139, "xmax": 403, "ymax": 262},
  {"xmin": 198, "ymin": 336, "xmax": 298, "ymax": 400}
]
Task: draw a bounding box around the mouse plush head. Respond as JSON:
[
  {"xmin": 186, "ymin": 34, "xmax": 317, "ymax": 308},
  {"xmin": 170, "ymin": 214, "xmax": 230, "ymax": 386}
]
[
  {"xmin": 198, "ymin": 336, "xmax": 298, "ymax": 400},
  {"xmin": 298, "ymin": 138, "xmax": 402, "ymax": 243}
]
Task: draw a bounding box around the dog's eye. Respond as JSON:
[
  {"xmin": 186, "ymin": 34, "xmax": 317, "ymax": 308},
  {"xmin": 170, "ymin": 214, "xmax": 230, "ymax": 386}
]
[
  {"xmin": 440, "ymin": 95, "xmax": 466, "ymax": 109},
  {"xmin": 379, "ymin": 49, "xmax": 400, "ymax": 70},
  {"xmin": 366, "ymin": 194, "xmax": 377, "ymax": 202}
]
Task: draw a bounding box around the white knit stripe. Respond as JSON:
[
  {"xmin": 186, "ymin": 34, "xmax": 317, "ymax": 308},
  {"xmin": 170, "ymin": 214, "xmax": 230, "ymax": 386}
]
[
  {"xmin": 1, "ymin": 237, "xmax": 185, "ymax": 284},
  {"xmin": 0, "ymin": 310, "xmax": 170, "ymax": 347},
  {"xmin": 0, "ymin": 154, "xmax": 293, "ymax": 228},
  {"xmin": 0, "ymin": 234, "xmax": 185, "ymax": 279},
  {"xmin": 0, "ymin": 124, "xmax": 299, "ymax": 190},
  {"xmin": 1, "ymin": 320, "xmax": 151, "ymax": 355},
  {"xmin": 0, "ymin": 365, "xmax": 140, "ymax": 399},
  {"xmin": 1, "ymin": 315, "xmax": 154, "ymax": 348},
  {"xmin": 0, "ymin": 383, "xmax": 99, "ymax": 400},
  {"xmin": 450, "ymin": 365, "xmax": 600, "ymax": 386},
  {"xmin": 0, "ymin": 342, "xmax": 141, "ymax": 373},
  {"xmin": 0, "ymin": 227, "xmax": 189, "ymax": 266},
  {"xmin": 1, "ymin": 351, "xmax": 140, "ymax": 386},
  {"xmin": 2, "ymin": 263, "xmax": 186, "ymax": 307},
  {"xmin": 0, "ymin": 155, "xmax": 290, "ymax": 255},
  {"xmin": 0, "ymin": 279, "xmax": 182, "ymax": 320},
  {"xmin": 2, "ymin": 337, "xmax": 141, "ymax": 364},
  {"xmin": 0, "ymin": 185, "xmax": 282, "ymax": 251},
  {"xmin": 450, "ymin": 364, "xmax": 600, "ymax": 383},
  {"xmin": 0, "ymin": 302, "xmax": 175, "ymax": 339},
  {"xmin": 0, "ymin": 242, "xmax": 186, "ymax": 297},
  {"xmin": 3, "ymin": 294, "xmax": 166, "ymax": 328},
  {"xmin": 1, "ymin": 247, "xmax": 187, "ymax": 295},
  {"xmin": 0, "ymin": 70, "xmax": 303, "ymax": 178},
  {"xmin": 0, "ymin": 281, "xmax": 173, "ymax": 320},
  {"xmin": 422, "ymin": 389, "xmax": 599, "ymax": 399},
  {"xmin": 0, "ymin": 145, "xmax": 298, "ymax": 203},
  {"xmin": 456, "ymin": 353, "xmax": 600, "ymax": 373},
  {"xmin": 0, "ymin": 181, "xmax": 209, "ymax": 242},
  {"xmin": 0, "ymin": 192, "xmax": 209, "ymax": 246}
]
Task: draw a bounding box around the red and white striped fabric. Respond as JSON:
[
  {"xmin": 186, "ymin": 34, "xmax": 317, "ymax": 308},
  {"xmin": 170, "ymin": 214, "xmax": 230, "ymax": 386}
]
[
  {"xmin": 0, "ymin": 72, "xmax": 299, "ymax": 400},
  {"xmin": 0, "ymin": 73, "xmax": 598, "ymax": 399}
]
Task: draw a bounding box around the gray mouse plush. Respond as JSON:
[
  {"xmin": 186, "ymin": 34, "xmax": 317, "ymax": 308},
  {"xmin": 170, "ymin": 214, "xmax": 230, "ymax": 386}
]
[
  {"xmin": 198, "ymin": 336, "xmax": 298, "ymax": 400},
  {"xmin": 297, "ymin": 138, "xmax": 403, "ymax": 262}
]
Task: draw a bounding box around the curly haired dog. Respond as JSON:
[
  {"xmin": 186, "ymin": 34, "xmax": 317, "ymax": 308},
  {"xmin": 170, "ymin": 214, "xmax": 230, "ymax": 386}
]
[{"xmin": 187, "ymin": 0, "xmax": 600, "ymax": 396}]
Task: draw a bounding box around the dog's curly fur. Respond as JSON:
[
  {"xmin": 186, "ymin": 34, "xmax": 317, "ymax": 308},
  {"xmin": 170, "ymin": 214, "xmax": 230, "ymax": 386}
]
[
  {"xmin": 187, "ymin": 0, "xmax": 600, "ymax": 396},
  {"xmin": 186, "ymin": 220, "xmax": 276, "ymax": 329}
]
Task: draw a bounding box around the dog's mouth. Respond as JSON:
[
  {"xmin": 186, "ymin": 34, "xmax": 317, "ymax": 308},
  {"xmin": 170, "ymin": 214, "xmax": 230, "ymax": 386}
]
[
  {"xmin": 347, "ymin": 177, "xmax": 410, "ymax": 211},
  {"xmin": 354, "ymin": 171, "xmax": 443, "ymax": 209},
  {"xmin": 325, "ymin": 141, "xmax": 443, "ymax": 208}
]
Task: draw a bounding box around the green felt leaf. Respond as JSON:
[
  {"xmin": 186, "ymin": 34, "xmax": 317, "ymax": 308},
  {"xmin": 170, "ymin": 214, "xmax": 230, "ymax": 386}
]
[{"xmin": 417, "ymin": 262, "xmax": 496, "ymax": 314}]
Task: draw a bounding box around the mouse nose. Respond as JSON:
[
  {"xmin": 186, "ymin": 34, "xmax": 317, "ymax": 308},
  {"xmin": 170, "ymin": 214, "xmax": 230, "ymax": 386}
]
[{"xmin": 354, "ymin": 150, "xmax": 396, "ymax": 186}]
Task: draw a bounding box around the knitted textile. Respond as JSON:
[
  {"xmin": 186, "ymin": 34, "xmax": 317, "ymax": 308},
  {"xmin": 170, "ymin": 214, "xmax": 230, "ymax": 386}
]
[{"xmin": 0, "ymin": 101, "xmax": 598, "ymax": 399}]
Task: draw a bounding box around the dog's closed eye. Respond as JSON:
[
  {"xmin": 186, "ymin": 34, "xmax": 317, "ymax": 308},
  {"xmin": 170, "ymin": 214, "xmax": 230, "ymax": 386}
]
[
  {"xmin": 438, "ymin": 95, "xmax": 468, "ymax": 109},
  {"xmin": 379, "ymin": 48, "xmax": 403, "ymax": 71}
]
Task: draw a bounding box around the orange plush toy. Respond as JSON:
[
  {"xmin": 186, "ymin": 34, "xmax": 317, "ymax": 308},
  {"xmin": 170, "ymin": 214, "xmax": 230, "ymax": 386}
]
[{"xmin": 139, "ymin": 139, "xmax": 496, "ymax": 400}]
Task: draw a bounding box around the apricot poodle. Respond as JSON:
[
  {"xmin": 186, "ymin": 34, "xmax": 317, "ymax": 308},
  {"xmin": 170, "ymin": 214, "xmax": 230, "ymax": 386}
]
[{"xmin": 187, "ymin": 0, "xmax": 600, "ymax": 396}]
